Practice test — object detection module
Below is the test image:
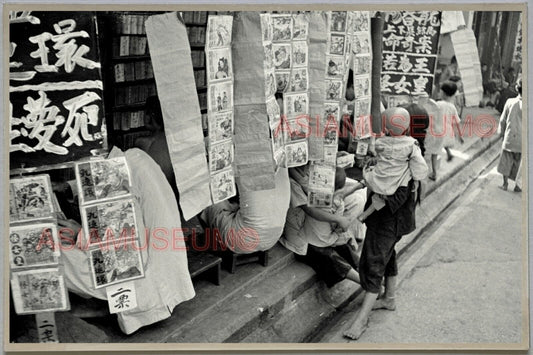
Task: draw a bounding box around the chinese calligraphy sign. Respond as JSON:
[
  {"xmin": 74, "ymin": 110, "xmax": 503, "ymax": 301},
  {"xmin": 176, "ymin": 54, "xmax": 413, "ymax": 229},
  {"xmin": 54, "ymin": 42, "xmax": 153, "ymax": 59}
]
[
  {"xmin": 380, "ymin": 11, "xmax": 441, "ymax": 97},
  {"xmin": 9, "ymin": 11, "xmax": 107, "ymax": 170}
]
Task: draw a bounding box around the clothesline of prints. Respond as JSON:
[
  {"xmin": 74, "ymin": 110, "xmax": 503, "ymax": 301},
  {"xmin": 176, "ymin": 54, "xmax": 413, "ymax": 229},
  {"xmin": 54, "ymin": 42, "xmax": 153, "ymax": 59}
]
[
  {"xmin": 267, "ymin": 12, "xmax": 310, "ymax": 169},
  {"xmin": 75, "ymin": 157, "xmax": 145, "ymax": 291},
  {"xmin": 8, "ymin": 174, "xmax": 70, "ymax": 342},
  {"xmin": 206, "ymin": 15, "xmax": 237, "ymax": 204}
]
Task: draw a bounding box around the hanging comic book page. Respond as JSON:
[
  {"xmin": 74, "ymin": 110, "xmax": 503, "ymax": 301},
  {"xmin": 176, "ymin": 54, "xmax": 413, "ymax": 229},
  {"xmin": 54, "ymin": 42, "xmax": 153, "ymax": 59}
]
[
  {"xmin": 9, "ymin": 223, "xmax": 60, "ymax": 269},
  {"xmin": 80, "ymin": 198, "xmax": 138, "ymax": 247},
  {"xmin": 285, "ymin": 141, "xmax": 309, "ymax": 168},
  {"xmin": 9, "ymin": 174, "xmax": 55, "ymax": 223},
  {"xmin": 206, "ymin": 15, "xmax": 233, "ymax": 48},
  {"xmin": 381, "ymin": 11, "xmax": 442, "ymax": 102},
  {"xmin": 75, "ymin": 157, "xmax": 132, "ymax": 205},
  {"xmin": 307, "ymin": 162, "xmax": 337, "ymax": 208},
  {"xmin": 89, "ymin": 241, "xmax": 144, "ymax": 289},
  {"xmin": 11, "ymin": 268, "xmax": 69, "ymax": 314},
  {"xmin": 210, "ymin": 168, "xmax": 236, "ymax": 204},
  {"xmin": 9, "ymin": 12, "xmax": 107, "ymax": 171}
]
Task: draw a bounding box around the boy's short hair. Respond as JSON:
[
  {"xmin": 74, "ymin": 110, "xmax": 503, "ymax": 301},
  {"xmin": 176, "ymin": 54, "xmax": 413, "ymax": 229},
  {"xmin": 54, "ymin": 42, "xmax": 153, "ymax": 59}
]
[
  {"xmin": 516, "ymin": 77, "xmax": 522, "ymax": 95},
  {"xmin": 335, "ymin": 167, "xmax": 347, "ymax": 190},
  {"xmin": 440, "ymin": 81, "xmax": 458, "ymax": 97}
]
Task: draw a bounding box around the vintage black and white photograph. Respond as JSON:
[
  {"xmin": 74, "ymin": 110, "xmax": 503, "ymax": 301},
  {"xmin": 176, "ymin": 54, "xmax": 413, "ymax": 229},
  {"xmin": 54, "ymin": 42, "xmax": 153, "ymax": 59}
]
[{"xmin": 4, "ymin": 6, "xmax": 527, "ymax": 352}]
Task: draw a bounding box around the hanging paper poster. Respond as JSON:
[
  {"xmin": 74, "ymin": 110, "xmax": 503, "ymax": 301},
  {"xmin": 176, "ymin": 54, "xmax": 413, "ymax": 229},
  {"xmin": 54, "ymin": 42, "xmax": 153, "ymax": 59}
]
[{"xmin": 146, "ymin": 12, "xmax": 212, "ymax": 219}]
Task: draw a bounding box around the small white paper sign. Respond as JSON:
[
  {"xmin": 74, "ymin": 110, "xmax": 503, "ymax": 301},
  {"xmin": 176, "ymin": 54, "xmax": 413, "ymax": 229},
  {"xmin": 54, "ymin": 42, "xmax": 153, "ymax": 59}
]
[
  {"xmin": 106, "ymin": 281, "xmax": 137, "ymax": 314},
  {"xmin": 356, "ymin": 141, "xmax": 369, "ymax": 156},
  {"xmin": 35, "ymin": 312, "xmax": 59, "ymax": 343}
]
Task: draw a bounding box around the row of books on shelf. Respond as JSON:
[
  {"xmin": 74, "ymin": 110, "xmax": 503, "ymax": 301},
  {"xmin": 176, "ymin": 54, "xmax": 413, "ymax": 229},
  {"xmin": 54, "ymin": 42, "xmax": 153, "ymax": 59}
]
[
  {"xmin": 115, "ymin": 83, "xmax": 157, "ymax": 106},
  {"xmin": 114, "ymin": 36, "xmax": 148, "ymax": 57},
  {"xmin": 191, "ymin": 50, "xmax": 206, "ymax": 67},
  {"xmin": 114, "ymin": 13, "xmax": 149, "ymax": 35},
  {"xmin": 186, "ymin": 26, "xmax": 206, "ymax": 45},
  {"xmin": 114, "ymin": 61, "xmax": 154, "ymax": 82},
  {"xmin": 113, "ymin": 111, "xmax": 146, "ymax": 131},
  {"xmin": 181, "ymin": 11, "xmax": 208, "ymax": 25},
  {"xmin": 194, "ymin": 69, "xmax": 206, "ymax": 88},
  {"xmin": 119, "ymin": 131, "xmax": 152, "ymax": 150}
]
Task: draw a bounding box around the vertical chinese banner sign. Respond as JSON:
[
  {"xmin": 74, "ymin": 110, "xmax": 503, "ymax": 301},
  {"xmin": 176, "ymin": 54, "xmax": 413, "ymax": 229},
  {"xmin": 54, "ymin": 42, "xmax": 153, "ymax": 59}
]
[
  {"xmin": 205, "ymin": 15, "xmax": 237, "ymax": 204},
  {"xmin": 145, "ymin": 12, "xmax": 212, "ymax": 220},
  {"xmin": 232, "ymin": 12, "xmax": 277, "ymax": 192},
  {"xmin": 9, "ymin": 11, "xmax": 107, "ymax": 170},
  {"xmin": 380, "ymin": 11, "xmax": 441, "ymax": 107}
]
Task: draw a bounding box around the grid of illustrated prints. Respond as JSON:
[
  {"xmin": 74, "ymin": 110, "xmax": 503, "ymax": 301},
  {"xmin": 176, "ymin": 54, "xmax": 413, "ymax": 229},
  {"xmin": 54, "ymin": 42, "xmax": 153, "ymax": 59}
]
[
  {"xmin": 9, "ymin": 174, "xmax": 69, "ymax": 314},
  {"xmin": 75, "ymin": 157, "xmax": 144, "ymax": 289},
  {"xmin": 307, "ymin": 11, "xmax": 353, "ymax": 208},
  {"xmin": 350, "ymin": 11, "xmax": 373, "ymax": 150},
  {"xmin": 269, "ymin": 12, "xmax": 310, "ymax": 168},
  {"xmin": 206, "ymin": 15, "xmax": 237, "ymax": 204}
]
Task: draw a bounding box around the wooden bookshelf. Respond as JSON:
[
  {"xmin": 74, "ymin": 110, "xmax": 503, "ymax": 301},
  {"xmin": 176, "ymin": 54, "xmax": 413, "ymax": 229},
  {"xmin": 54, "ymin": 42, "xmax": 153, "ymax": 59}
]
[{"xmin": 97, "ymin": 11, "xmax": 211, "ymax": 150}]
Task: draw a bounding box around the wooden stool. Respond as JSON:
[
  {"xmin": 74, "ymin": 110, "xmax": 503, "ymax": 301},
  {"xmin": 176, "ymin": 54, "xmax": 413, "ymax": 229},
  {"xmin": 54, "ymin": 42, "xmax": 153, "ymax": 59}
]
[
  {"xmin": 187, "ymin": 249, "xmax": 222, "ymax": 285},
  {"xmin": 222, "ymin": 250, "xmax": 269, "ymax": 274}
]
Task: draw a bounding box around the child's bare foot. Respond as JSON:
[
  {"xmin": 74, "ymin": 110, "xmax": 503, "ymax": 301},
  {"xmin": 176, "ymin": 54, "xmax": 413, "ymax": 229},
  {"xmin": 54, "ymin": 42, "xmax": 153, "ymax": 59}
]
[
  {"xmin": 428, "ymin": 172, "xmax": 437, "ymax": 181},
  {"xmin": 343, "ymin": 319, "xmax": 369, "ymax": 340},
  {"xmin": 372, "ymin": 297, "xmax": 396, "ymax": 311},
  {"xmin": 514, "ymin": 185, "xmax": 522, "ymax": 192},
  {"xmin": 499, "ymin": 184, "xmax": 508, "ymax": 191}
]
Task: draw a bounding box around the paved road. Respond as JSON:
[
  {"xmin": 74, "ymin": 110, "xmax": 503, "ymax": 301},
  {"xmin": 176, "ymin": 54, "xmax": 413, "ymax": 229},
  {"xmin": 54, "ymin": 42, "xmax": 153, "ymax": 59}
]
[{"xmin": 321, "ymin": 160, "xmax": 526, "ymax": 345}]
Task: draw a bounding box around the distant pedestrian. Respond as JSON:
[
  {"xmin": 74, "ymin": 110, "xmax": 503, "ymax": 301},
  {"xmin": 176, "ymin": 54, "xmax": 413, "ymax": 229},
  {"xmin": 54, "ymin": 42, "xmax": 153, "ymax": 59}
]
[
  {"xmin": 497, "ymin": 78, "xmax": 522, "ymax": 192},
  {"xmin": 437, "ymin": 81, "xmax": 464, "ymax": 165}
]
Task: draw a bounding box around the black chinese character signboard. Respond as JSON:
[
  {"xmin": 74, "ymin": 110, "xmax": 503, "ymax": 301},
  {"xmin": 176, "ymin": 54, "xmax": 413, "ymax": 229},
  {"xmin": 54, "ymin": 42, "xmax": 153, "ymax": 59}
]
[
  {"xmin": 380, "ymin": 11, "xmax": 441, "ymax": 97},
  {"xmin": 9, "ymin": 11, "xmax": 107, "ymax": 170}
]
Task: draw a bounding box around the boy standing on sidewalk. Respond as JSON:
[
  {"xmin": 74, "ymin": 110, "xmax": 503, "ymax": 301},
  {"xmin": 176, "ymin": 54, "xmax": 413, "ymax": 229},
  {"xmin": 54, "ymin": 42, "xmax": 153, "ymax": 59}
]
[{"xmin": 497, "ymin": 78, "xmax": 522, "ymax": 192}]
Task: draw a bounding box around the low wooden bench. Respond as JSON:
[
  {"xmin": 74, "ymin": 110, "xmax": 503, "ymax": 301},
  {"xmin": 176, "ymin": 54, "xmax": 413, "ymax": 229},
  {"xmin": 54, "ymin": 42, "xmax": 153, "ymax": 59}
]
[
  {"xmin": 220, "ymin": 249, "xmax": 269, "ymax": 274},
  {"xmin": 187, "ymin": 249, "xmax": 222, "ymax": 285}
]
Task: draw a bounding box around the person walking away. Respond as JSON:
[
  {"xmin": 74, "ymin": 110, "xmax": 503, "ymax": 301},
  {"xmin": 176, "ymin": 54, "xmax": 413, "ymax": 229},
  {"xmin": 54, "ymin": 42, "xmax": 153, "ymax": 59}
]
[{"xmin": 497, "ymin": 78, "xmax": 522, "ymax": 192}]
